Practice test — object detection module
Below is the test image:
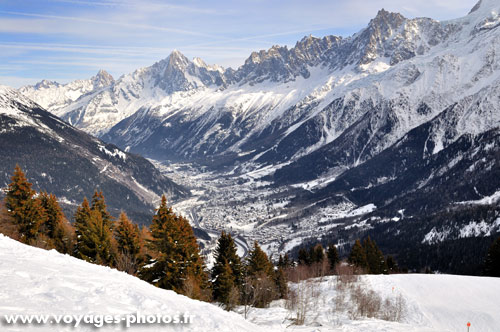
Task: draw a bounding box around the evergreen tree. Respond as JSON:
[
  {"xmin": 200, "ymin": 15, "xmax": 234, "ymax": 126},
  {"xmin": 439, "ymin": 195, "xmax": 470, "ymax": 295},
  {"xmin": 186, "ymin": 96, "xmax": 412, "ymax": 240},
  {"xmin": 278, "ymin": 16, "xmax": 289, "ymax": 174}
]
[
  {"xmin": 277, "ymin": 253, "xmax": 293, "ymax": 269},
  {"xmin": 274, "ymin": 267, "xmax": 288, "ymax": 299},
  {"xmin": 283, "ymin": 253, "xmax": 292, "ymax": 268},
  {"xmin": 74, "ymin": 197, "xmax": 115, "ymax": 266},
  {"xmin": 211, "ymin": 231, "xmax": 243, "ymax": 303},
  {"xmin": 348, "ymin": 239, "xmax": 368, "ymax": 270},
  {"xmin": 386, "ymin": 255, "xmax": 400, "ymax": 274},
  {"xmin": 298, "ymin": 247, "xmax": 310, "ymax": 266},
  {"xmin": 216, "ymin": 258, "xmax": 237, "ymax": 310},
  {"xmin": 363, "ymin": 237, "xmax": 387, "ymax": 274},
  {"xmin": 244, "ymin": 241, "xmax": 277, "ymax": 308},
  {"xmin": 484, "ymin": 236, "xmax": 500, "ymax": 277},
  {"xmin": 247, "ymin": 241, "xmax": 274, "ymax": 278},
  {"xmin": 327, "ymin": 244, "xmax": 340, "ymax": 271},
  {"xmin": 91, "ymin": 191, "xmax": 113, "ymax": 230},
  {"xmin": 310, "ymin": 244, "xmax": 325, "ymax": 264},
  {"xmin": 5, "ymin": 165, "xmax": 46, "ymax": 243},
  {"xmin": 114, "ymin": 212, "xmax": 141, "ymax": 259},
  {"xmin": 139, "ymin": 195, "xmax": 207, "ymax": 298},
  {"xmin": 278, "ymin": 254, "xmax": 284, "ymax": 268},
  {"xmin": 38, "ymin": 191, "xmax": 67, "ymax": 252}
]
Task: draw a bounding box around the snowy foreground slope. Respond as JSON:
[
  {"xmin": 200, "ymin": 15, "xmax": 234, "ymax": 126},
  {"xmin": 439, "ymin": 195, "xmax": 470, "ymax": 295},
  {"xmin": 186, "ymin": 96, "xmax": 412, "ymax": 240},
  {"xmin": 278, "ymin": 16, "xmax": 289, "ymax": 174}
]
[
  {"xmin": 1, "ymin": 234, "xmax": 499, "ymax": 332},
  {"xmin": 0, "ymin": 234, "xmax": 266, "ymax": 332},
  {"xmin": 249, "ymin": 274, "xmax": 500, "ymax": 332}
]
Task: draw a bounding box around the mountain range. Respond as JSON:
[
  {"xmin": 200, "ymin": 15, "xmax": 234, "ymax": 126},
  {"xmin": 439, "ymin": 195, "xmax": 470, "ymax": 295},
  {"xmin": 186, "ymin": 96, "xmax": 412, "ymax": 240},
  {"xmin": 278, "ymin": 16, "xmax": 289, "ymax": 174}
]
[{"xmin": 15, "ymin": 0, "xmax": 500, "ymax": 273}]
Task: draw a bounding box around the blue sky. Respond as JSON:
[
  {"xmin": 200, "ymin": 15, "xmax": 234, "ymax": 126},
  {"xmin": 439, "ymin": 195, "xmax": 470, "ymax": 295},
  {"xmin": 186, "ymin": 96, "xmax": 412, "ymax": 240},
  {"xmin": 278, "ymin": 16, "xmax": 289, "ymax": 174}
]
[{"xmin": 0, "ymin": 0, "xmax": 478, "ymax": 87}]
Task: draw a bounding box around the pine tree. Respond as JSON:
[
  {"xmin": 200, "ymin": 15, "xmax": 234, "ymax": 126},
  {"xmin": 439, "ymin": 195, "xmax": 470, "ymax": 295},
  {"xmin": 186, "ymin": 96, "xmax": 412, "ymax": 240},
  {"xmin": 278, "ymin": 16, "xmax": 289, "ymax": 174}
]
[
  {"xmin": 114, "ymin": 212, "xmax": 142, "ymax": 274},
  {"xmin": 216, "ymin": 258, "xmax": 237, "ymax": 310},
  {"xmin": 283, "ymin": 253, "xmax": 292, "ymax": 268},
  {"xmin": 327, "ymin": 244, "xmax": 340, "ymax": 271},
  {"xmin": 115, "ymin": 212, "xmax": 141, "ymax": 258},
  {"xmin": 363, "ymin": 237, "xmax": 387, "ymax": 274},
  {"xmin": 244, "ymin": 241, "xmax": 277, "ymax": 308},
  {"xmin": 139, "ymin": 195, "xmax": 207, "ymax": 298},
  {"xmin": 91, "ymin": 191, "xmax": 113, "ymax": 230},
  {"xmin": 484, "ymin": 236, "xmax": 500, "ymax": 277},
  {"xmin": 386, "ymin": 255, "xmax": 399, "ymax": 274},
  {"xmin": 89, "ymin": 209, "xmax": 115, "ymax": 266},
  {"xmin": 274, "ymin": 267, "xmax": 288, "ymax": 299},
  {"xmin": 74, "ymin": 197, "xmax": 115, "ymax": 266},
  {"xmin": 298, "ymin": 247, "xmax": 310, "ymax": 266},
  {"xmin": 247, "ymin": 241, "xmax": 274, "ymax": 278},
  {"xmin": 348, "ymin": 239, "xmax": 368, "ymax": 270},
  {"xmin": 211, "ymin": 231, "xmax": 243, "ymax": 303},
  {"xmin": 310, "ymin": 244, "xmax": 325, "ymax": 264},
  {"xmin": 5, "ymin": 165, "xmax": 46, "ymax": 243},
  {"xmin": 38, "ymin": 191, "xmax": 70, "ymax": 252}
]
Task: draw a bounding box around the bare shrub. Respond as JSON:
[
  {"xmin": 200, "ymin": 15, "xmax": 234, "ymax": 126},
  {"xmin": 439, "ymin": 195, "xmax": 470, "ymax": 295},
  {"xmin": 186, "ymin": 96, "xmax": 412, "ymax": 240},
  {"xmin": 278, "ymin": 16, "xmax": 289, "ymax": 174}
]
[
  {"xmin": 286, "ymin": 279, "xmax": 323, "ymax": 326},
  {"xmin": 287, "ymin": 264, "xmax": 314, "ymax": 283},
  {"xmin": 381, "ymin": 293, "xmax": 407, "ymax": 322},
  {"xmin": 284, "ymin": 288, "xmax": 297, "ymax": 311},
  {"xmin": 115, "ymin": 250, "xmax": 138, "ymax": 275},
  {"xmin": 30, "ymin": 233, "xmax": 54, "ymax": 250},
  {"xmin": 350, "ymin": 285, "xmax": 382, "ymax": 318},
  {"xmin": 182, "ymin": 274, "xmax": 211, "ymax": 302}
]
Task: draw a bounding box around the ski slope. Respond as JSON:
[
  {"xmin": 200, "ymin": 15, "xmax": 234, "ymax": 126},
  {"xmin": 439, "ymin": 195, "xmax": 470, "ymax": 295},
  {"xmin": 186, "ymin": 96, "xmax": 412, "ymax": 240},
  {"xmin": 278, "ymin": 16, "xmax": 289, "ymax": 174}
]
[
  {"xmin": 1, "ymin": 233, "xmax": 499, "ymax": 331},
  {"xmin": 0, "ymin": 234, "xmax": 267, "ymax": 332},
  {"xmin": 367, "ymin": 274, "xmax": 500, "ymax": 332}
]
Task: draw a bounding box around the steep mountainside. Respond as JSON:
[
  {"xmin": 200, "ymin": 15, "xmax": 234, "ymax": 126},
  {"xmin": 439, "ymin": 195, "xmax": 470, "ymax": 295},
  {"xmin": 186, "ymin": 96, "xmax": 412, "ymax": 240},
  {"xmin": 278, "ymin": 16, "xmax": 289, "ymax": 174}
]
[{"xmin": 0, "ymin": 85, "xmax": 188, "ymax": 223}]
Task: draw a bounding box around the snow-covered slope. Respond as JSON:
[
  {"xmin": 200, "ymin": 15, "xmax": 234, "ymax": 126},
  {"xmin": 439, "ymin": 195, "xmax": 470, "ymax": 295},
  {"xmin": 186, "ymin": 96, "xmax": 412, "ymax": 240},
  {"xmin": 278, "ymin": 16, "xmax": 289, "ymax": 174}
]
[
  {"xmin": 0, "ymin": 234, "xmax": 267, "ymax": 332},
  {"xmin": 19, "ymin": 70, "xmax": 114, "ymax": 118},
  {"xmin": 244, "ymin": 274, "xmax": 500, "ymax": 332},
  {"xmin": 367, "ymin": 274, "xmax": 500, "ymax": 332},
  {"xmin": 2, "ymin": 233, "xmax": 500, "ymax": 332}
]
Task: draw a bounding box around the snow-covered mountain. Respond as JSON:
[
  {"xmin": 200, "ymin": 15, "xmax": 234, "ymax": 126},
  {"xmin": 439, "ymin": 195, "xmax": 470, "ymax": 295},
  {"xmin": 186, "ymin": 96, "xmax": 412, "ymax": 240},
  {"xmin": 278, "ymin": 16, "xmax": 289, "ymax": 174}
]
[
  {"xmin": 22, "ymin": 0, "xmax": 500, "ymax": 168},
  {"xmin": 18, "ymin": 0, "xmax": 500, "ymax": 272},
  {"xmin": 19, "ymin": 70, "xmax": 114, "ymax": 118},
  {"xmin": 0, "ymin": 85, "xmax": 188, "ymax": 223}
]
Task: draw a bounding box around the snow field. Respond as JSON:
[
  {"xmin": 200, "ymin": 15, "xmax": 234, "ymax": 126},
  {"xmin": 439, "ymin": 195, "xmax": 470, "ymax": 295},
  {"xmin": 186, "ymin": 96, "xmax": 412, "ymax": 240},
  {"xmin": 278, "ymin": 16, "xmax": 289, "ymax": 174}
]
[{"xmin": 0, "ymin": 234, "xmax": 269, "ymax": 332}]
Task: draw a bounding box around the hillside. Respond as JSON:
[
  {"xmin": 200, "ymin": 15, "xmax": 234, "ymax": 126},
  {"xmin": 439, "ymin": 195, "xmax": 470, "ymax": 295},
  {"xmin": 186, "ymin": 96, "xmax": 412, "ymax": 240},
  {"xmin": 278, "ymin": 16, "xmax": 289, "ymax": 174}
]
[{"xmin": 0, "ymin": 85, "xmax": 188, "ymax": 223}]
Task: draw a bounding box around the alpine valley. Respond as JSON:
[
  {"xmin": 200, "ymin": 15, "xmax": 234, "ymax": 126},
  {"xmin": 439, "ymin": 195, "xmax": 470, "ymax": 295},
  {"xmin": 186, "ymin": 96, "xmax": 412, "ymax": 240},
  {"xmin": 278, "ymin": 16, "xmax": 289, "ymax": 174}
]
[{"xmin": 17, "ymin": 0, "xmax": 500, "ymax": 273}]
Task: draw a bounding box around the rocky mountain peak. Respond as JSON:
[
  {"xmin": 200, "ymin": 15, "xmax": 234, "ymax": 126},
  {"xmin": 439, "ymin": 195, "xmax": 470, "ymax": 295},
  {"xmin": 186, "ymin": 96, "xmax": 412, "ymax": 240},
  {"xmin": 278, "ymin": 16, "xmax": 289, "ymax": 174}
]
[
  {"xmin": 92, "ymin": 69, "xmax": 114, "ymax": 88},
  {"xmin": 34, "ymin": 80, "xmax": 60, "ymax": 89},
  {"xmin": 367, "ymin": 9, "xmax": 406, "ymax": 41},
  {"xmin": 167, "ymin": 49, "xmax": 190, "ymax": 71}
]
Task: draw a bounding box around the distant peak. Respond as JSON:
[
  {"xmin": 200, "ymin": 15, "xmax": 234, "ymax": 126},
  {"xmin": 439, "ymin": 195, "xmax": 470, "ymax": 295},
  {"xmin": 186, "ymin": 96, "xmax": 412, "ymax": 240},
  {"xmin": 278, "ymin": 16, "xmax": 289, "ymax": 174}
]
[
  {"xmin": 193, "ymin": 57, "xmax": 207, "ymax": 67},
  {"xmin": 34, "ymin": 80, "xmax": 60, "ymax": 89},
  {"xmin": 369, "ymin": 8, "xmax": 406, "ymax": 31},
  {"xmin": 372, "ymin": 8, "xmax": 405, "ymax": 22},
  {"xmin": 169, "ymin": 49, "xmax": 187, "ymax": 60},
  {"xmin": 93, "ymin": 69, "xmax": 114, "ymax": 86},
  {"xmin": 167, "ymin": 49, "xmax": 190, "ymax": 69}
]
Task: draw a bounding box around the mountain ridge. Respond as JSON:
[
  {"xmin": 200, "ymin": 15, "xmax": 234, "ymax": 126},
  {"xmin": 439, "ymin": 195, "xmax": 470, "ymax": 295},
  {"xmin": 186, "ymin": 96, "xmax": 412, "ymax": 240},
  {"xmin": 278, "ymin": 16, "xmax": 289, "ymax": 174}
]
[{"xmin": 0, "ymin": 85, "xmax": 188, "ymax": 223}]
